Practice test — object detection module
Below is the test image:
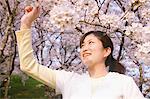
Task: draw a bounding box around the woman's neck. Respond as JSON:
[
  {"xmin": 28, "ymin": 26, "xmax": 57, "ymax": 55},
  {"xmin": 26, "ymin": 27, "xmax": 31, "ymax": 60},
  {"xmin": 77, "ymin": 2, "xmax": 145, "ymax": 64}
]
[{"xmin": 88, "ymin": 63, "xmax": 108, "ymax": 78}]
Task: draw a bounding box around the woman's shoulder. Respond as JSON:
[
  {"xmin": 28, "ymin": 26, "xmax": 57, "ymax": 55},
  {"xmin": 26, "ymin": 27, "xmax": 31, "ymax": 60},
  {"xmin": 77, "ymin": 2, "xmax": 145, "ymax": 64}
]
[
  {"xmin": 105, "ymin": 72, "xmax": 136, "ymax": 88},
  {"xmin": 108, "ymin": 72, "xmax": 133, "ymax": 81},
  {"xmin": 54, "ymin": 70, "xmax": 83, "ymax": 80}
]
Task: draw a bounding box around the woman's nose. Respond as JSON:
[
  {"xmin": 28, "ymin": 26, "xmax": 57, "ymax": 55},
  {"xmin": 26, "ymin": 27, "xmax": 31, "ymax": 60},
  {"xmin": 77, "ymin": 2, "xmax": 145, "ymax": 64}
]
[{"xmin": 81, "ymin": 44, "xmax": 89, "ymax": 52}]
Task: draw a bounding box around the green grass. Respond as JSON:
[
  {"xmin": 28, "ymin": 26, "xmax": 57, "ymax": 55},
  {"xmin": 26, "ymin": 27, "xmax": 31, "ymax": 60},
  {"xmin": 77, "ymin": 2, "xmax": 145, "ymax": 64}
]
[{"xmin": 8, "ymin": 75, "xmax": 48, "ymax": 99}]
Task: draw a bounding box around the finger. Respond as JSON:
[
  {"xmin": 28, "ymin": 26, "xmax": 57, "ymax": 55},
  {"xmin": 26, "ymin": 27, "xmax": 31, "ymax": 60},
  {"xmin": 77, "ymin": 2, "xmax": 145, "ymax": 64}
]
[
  {"xmin": 25, "ymin": 6, "xmax": 33, "ymax": 13},
  {"xmin": 32, "ymin": 5, "xmax": 40, "ymax": 15}
]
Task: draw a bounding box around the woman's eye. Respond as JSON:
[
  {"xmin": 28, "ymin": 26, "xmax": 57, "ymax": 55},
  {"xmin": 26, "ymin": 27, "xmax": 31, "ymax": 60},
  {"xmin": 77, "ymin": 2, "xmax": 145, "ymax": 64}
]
[
  {"xmin": 89, "ymin": 41, "xmax": 94, "ymax": 44},
  {"xmin": 81, "ymin": 44, "xmax": 84, "ymax": 48}
]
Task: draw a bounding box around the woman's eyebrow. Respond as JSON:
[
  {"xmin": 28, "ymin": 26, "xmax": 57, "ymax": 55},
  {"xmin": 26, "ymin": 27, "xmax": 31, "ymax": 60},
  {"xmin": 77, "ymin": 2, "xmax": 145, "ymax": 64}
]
[
  {"xmin": 83, "ymin": 39, "xmax": 93, "ymax": 43},
  {"xmin": 81, "ymin": 39, "xmax": 94, "ymax": 46}
]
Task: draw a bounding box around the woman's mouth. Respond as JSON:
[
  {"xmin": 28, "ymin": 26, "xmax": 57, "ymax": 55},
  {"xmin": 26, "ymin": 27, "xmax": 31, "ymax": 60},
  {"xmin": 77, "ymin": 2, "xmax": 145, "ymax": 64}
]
[{"xmin": 83, "ymin": 53, "xmax": 92, "ymax": 58}]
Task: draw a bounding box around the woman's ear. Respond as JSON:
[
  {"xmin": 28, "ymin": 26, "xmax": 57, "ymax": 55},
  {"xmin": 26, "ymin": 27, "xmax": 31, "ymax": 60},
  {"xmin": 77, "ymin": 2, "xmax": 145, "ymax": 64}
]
[{"xmin": 104, "ymin": 47, "xmax": 111, "ymax": 57}]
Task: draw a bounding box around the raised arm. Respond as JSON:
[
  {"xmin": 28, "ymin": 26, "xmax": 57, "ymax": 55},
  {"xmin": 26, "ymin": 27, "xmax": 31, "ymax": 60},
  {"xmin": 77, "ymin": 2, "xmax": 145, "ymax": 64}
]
[{"xmin": 16, "ymin": 1, "xmax": 56, "ymax": 89}]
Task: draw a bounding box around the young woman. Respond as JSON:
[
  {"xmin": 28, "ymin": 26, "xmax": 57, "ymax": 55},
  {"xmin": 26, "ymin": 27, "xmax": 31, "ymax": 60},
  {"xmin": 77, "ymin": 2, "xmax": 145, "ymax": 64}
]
[{"xmin": 16, "ymin": 2, "xmax": 145, "ymax": 99}]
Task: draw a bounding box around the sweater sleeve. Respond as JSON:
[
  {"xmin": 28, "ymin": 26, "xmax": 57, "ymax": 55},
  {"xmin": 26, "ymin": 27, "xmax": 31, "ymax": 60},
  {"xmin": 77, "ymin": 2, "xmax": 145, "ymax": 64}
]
[
  {"xmin": 123, "ymin": 77, "xmax": 145, "ymax": 99},
  {"xmin": 16, "ymin": 29, "xmax": 56, "ymax": 89}
]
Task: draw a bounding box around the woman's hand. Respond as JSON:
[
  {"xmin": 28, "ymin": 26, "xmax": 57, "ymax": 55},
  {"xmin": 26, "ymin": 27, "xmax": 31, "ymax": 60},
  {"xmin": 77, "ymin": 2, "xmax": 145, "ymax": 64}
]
[{"xmin": 21, "ymin": 1, "xmax": 41, "ymax": 29}]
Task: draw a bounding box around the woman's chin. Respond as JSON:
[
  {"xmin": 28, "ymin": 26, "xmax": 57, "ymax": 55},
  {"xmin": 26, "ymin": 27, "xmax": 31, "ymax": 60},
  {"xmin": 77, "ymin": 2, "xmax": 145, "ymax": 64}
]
[{"xmin": 83, "ymin": 60, "xmax": 93, "ymax": 68}]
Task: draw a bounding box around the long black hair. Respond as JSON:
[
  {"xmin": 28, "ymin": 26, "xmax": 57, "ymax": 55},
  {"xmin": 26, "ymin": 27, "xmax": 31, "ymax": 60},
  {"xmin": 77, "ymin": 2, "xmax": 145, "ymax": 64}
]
[{"xmin": 80, "ymin": 31, "xmax": 125, "ymax": 74}]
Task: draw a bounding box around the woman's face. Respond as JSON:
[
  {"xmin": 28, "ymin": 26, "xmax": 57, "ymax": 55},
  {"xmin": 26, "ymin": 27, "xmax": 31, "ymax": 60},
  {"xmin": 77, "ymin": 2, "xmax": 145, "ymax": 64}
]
[{"xmin": 80, "ymin": 34, "xmax": 110, "ymax": 68}]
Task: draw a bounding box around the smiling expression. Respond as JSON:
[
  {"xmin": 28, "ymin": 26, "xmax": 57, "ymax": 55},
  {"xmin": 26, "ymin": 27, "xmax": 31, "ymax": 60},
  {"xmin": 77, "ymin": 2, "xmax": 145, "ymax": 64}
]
[{"xmin": 80, "ymin": 34, "xmax": 109, "ymax": 68}]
